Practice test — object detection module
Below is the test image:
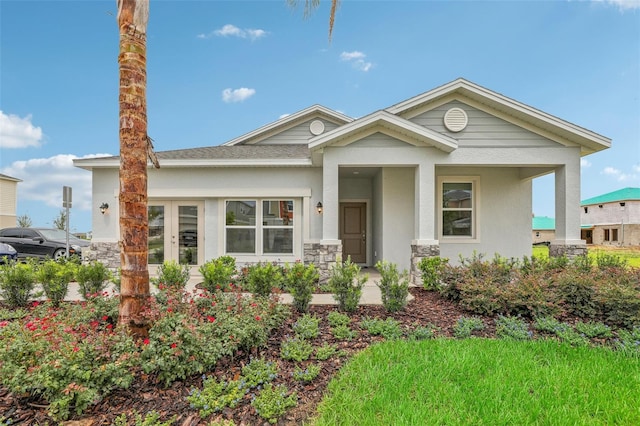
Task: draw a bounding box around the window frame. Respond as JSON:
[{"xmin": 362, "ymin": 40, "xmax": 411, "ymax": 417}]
[
  {"xmin": 224, "ymin": 198, "xmax": 296, "ymax": 256},
  {"xmin": 438, "ymin": 176, "xmax": 479, "ymax": 242}
]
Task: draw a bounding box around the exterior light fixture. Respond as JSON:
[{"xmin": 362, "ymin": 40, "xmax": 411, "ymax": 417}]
[
  {"xmin": 99, "ymin": 202, "xmax": 109, "ymax": 214},
  {"xmin": 316, "ymin": 202, "xmax": 323, "ymax": 214}
]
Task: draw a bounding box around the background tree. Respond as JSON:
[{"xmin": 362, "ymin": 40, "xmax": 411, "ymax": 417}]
[
  {"xmin": 117, "ymin": 0, "xmax": 152, "ymax": 337},
  {"xmin": 16, "ymin": 214, "xmax": 32, "ymax": 228},
  {"xmin": 52, "ymin": 210, "xmax": 67, "ymax": 230},
  {"xmin": 289, "ymin": 0, "xmax": 340, "ymax": 40}
]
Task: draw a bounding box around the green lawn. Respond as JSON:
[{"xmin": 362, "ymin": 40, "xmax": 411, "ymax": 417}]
[
  {"xmin": 312, "ymin": 339, "xmax": 640, "ymax": 426},
  {"xmin": 533, "ymin": 245, "xmax": 640, "ymax": 268}
]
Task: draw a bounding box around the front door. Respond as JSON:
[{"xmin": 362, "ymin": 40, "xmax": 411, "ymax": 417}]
[
  {"xmin": 148, "ymin": 201, "xmax": 203, "ymax": 271},
  {"xmin": 340, "ymin": 202, "xmax": 366, "ymax": 264}
]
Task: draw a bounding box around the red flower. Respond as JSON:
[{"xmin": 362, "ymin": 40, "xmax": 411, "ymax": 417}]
[
  {"xmin": 207, "ymin": 316, "xmax": 216, "ymax": 323},
  {"xmin": 102, "ymin": 315, "xmax": 109, "ymax": 321},
  {"xmin": 72, "ymin": 346, "xmax": 79, "ymax": 352},
  {"xmin": 143, "ymin": 338, "xmax": 150, "ymax": 345},
  {"xmin": 170, "ymin": 343, "xmax": 177, "ymax": 348},
  {"xmin": 31, "ymin": 301, "xmax": 40, "ymax": 307},
  {"xmin": 167, "ymin": 308, "xmax": 173, "ymax": 313},
  {"xmin": 0, "ymin": 320, "xmax": 8, "ymax": 327},
  {"xmin": 255, "ymin": 316, "xmax": 261, "ymax": 321},
  {"xmin": 106, "ymin": 324, "xmax": 113, "ymax": 330},
  {"xmin": 90, "ymin": 320, "xmax": 99, "ymax": 328}
]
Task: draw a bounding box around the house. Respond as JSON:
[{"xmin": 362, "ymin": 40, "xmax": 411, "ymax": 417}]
[
  {"xmin": 0, "ymin": 173, "xmax": 21, "ymax": 229},
  {"xmin": 581, "ymin": 187, "xmax": 640, "ymax": 246},
  {"xmin": 74, "ymin": 78, "xmax": 611, "ymax": 283},
  {"xmin": 532, "ymin": 216, "xmax": 555, "ymax": 245}
]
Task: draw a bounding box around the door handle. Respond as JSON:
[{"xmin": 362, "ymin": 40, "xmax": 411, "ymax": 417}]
[{"xmin": 362, "ymin": 232, "xmax": 366, "ymax": 242}]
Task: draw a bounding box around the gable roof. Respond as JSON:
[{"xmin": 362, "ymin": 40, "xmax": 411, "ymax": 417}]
[
  {"xmin": 309, "ymin": 110, "xmax": 458, "ymax": 152},
  {"xmin": 386, "ymin": 78, "xmax": 611, "ymax": 155},
  {"xmin": 222, "ymin": 105, "xmax": 353, "ymax": 146},
  {"xmin": 0, "ymin": 173, "xmax": 21, "ymax": 182},
  {"xmin": 581, "ymin": 187, "xmax": 640, "ymax": 206}
]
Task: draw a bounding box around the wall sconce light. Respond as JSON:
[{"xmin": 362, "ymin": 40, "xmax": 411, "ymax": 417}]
[
  {"xmin": 99, "ymin": 202, "xmax": 109, "ymax": 214},
  {"xmin": 316, "ymin": 202, "xmax": 323, "ymax": 214}
]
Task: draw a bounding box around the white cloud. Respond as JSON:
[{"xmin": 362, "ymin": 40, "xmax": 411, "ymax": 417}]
[
  {"xmin": 601, "ymin": 165, "xmax": 639, "ymax": 182},
  {"xmin": 340, "ymin": 50, "xmax": 373, "ymax": 72},
  {"xmin": 593, "ymin": 0, "xmax": 640, "ymax": 11},
  {"xmin": 633, "ymin": 164, "xmax": 640, "ymax": 173},
  {"xmin": 580, "ymin": 158, "xmax": 592, "ymax": 168},
  {"xmin": 0, "ymin": 111, "xmax": 44, "ymax": 149},
  {"xmin": 222, "ymin": 88, "xmax": 256, "ymax": 103},
  {"xmin": 198, "ymin": 24, "xmax": 269, "ymax": 41},
  {"xmin": 0, "ymin": 153, "xmax": 111, "ymax": 213}
]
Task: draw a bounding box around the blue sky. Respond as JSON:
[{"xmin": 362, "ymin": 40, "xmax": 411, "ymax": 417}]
[{"xmin": 1, "ymin": 0, "xmax": 639, "ymax": 233}]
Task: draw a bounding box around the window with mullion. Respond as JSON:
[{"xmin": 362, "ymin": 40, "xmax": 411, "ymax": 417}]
[
  {"xmin": 442, "ymin": 181, "xmax": 474, "ymax": 237},
  {"xmin": 225, "ymin": 200, "xmax": 256, "ymax": 253},
  {"xmin": 262, "ymin": 200, "xmax": 294, "ymax": 254}
]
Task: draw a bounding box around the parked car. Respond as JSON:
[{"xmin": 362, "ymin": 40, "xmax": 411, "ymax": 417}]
[
  {"xmin": 0, "ymin": 227, "xmax": 90, "ymax": 260},
  {"xmin": 0, "ymin": 242, "xmax": 18, "ymax": 263}
]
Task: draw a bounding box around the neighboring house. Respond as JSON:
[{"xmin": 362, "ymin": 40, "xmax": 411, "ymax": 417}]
[
  {"xmin": 532, "ymin": 216, "xmax": 555, "ymax": 245},
  {"xmin": 581, "ymin": 187, "xmax": 640, "ymax": 246},
  {"xmin": 0, "ymin": 173, "xmax": 21, "ymax": 229},
  {"xmin": 74, "ymin": 78, "xmax": 611, "ymax": 283}
]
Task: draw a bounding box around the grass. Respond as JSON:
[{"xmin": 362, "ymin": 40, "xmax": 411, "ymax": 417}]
[
  {"xmin": 533, "ymin": 244, "xmax": 640, "ymax": 267},
  {"xmin": 312, "ymin": 339, "xmax": 640, "ymax": 425}
]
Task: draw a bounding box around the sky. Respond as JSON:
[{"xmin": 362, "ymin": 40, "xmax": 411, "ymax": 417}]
[{"xmin": 1, "ymin": 0, "xmax": 639, "ymax": 234}]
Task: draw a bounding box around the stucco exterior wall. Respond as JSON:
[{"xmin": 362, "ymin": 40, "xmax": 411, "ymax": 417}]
[{"xmin": 380, "ymin": 168, "xmax": 415, "ymax": 272}]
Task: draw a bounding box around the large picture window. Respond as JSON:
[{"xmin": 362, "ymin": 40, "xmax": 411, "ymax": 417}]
[
  {"xmin": 225, "ymin": 199, "xmax": 294, "ymax": 255},
  {"xmin": 440, "ymin": 179, "xmax": 476, "ymax": 239}
]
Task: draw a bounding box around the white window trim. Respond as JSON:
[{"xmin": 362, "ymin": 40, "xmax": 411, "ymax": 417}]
[
  {"xmin": 223, "ymin": 198, "xmax": 300, "ymax": 260},
  {"xmin": 437, "ymin": 176, "xmax": 480, "ymax": 243}
]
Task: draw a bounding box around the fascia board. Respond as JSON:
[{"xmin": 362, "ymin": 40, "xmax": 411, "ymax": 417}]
[
  {"xmin": 221, "ymin": 105, "xmax": 353, "ymax": 146},
  {"xmin": 74, "ymin": 158, "xmax": 313, "ymax": 170}
]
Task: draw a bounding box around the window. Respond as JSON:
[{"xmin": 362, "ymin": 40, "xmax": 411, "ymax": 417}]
[
  {"xmin": 225, "ymin": 199, "xmax": 294, "ymax": 255},
  {"xmin": 440, "ymin": 179, "xmax": 476, "ymax": 239},
  {"xmin": 604, "ymin": 229, "xmax": 610, "ymax": 241},
  {"xmin": 584, "ymin": 207, "xmax": 588, "ymax": 214},
  {"xmin": 612, "ymin": 228, "xmax": 618, "ymax": 242}
]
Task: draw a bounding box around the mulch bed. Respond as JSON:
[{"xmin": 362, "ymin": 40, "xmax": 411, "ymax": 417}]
[{"xmin": 1, "ymin": 289, "xmax": 501, "ymax": 425}]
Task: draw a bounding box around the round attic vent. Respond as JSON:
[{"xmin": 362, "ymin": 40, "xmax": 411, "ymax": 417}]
[
  {"xmin": 443, "ymin": 107, "xmax": 468, "ymax": 132},
  {"xmin": 309, "ymin": 120, "xmax": 325, "ymax": 135}
]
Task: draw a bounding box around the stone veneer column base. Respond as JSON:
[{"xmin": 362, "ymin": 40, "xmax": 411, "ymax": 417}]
[
  {"xmin": 410, "ymin": 243, "xmax": 441, "ymax": 286},
  {"xmin": 83, "ymin": 241, "xmax": 121, "ymax": 270},
  {"xmin": 549, "ymin": 241, "xmax": 588, "ymax": 258},
  {"xmin": 304, "ymin": 242, "xmax": 343, "ymax": 283}
]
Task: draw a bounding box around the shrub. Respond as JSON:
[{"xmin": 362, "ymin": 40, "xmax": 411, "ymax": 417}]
[
  {"xmin": 241, "ymin": 357, "xmax": 278, "ymax": 388},
  {"xmin": 574, "ymin": 320, "xmax": 613, "ymax": 338},
  {"xmin": 407, "ymin": 323, "xmax": 438, "ymax": 340},
  {"xmin": 246, "ymin": 262, "xmax": 284, "ymax": 297},
  {"xmin": 315, "ymin": 343, "xmax": 339, "ymax": 360},
  {"xmin": 0, "ymin": 261, "xmax": 36, "ymax": 307},
  {"xmin": 418, "ymin": 256, "xmax": 448, "ymax": 290},
  {"xmin": 495, "ymin": 315, "xmax": 532, "ymax": 340},
  {"xmin": 327, "ymin": 311, "xmax": 351, "ymax": 328},
  {"xmin": 113, "ymin": 410, "xmax": 176, "ymax": 426},
  {"xmin": 35, "ymin": 259, "xmax": 76, "ymax": 307},
  {"xmin": 283, "ymin": 261, "xmax": 319, "ymax": 313},
  {"xmin": 292, "ymin": 363, "xmax": 321, "ymax": 382},
  {"xmin": 331, "ymin": 324, "xmax": 357, "ymax": 340},
  {"xmin": 615, "ymin": 327, "xmax": 640, "ymax": 358},
  {"xmin": 198, "ymin": 256, "xmax": 236, "ymax": 293},
  {"xmin": 453, "ymin": 316, "xmax": 485, "ymax": 339},
  {"xmin": 555, "ymin": 270, "xmax": 598, "ymax": 318},
  {"xmin": 76, "ymin": 261, "xmax": 112, "ymax": 299},
  {"xmin": 361, "ymin": 316, "xmax": 403, "ymax": 340},
  {"xmin": 502, "ymin": 272, "xmax": 560, "ymax": 318},
  {"xmin": 187, "ymin": 377, "xmax": 246, "ymax": 417},
  {"xmin": 152, "ymin": 260, "xmax": 190, "ymax": 292},
  {"xmin": 251, "ymin": 383, "xmax": 297, "ymax": 424},
  {"xmin": 292, "ymin": 314, "xmax": 320, "ymax": 340},
  {"xmin": 327, "ymin": 257, "xmax": 367, "ymax": 312},
  {"xmin": 375, "ymin": 260, "xmax": 409, "ymax": 312},
  {"xmin": 595, "ymin": 252, "xmax": 627, "ymax": 269},
  {"xmin": 595, "ymin": 280, "xmax": 640, "ymax": 328},
  {"xmin": 280, "ymin": 337, "xmax": 314, "ymax": 362}
]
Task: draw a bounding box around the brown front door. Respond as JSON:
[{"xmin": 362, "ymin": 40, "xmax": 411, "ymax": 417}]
[{"xmin": 340, "ymin": 202, "xmax": 366, "ymax": 264}]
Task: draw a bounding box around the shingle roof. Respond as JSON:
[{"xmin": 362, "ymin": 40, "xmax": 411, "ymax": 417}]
[
  {"xmin": 95, "ymin": 144, "xmax": 311, "ymax": 161},
  {"xmin": 581, "ymin": 187, "xmax": 640, "ymax": 206}
]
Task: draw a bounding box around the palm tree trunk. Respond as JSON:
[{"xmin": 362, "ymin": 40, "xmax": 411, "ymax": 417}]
[{"xmin": 117, "ymin": 0, "xmax": 150, "ymax": 337}]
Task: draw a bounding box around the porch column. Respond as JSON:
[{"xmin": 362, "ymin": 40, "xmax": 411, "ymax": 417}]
[
  {"xmin": 316, "ymin": 150, "xmax": 342, "ymax": 282},
  {"xmin": 411, "ymin": 161, "xmax": 440, "ymax": 285},
  {"xmin": 550, "ymin": 161, "xmax": 587, "ymax": 258}
]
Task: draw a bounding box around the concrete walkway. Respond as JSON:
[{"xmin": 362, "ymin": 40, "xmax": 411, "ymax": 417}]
[{"xmin": 54, "ymin": 268, "xmax": 414, "ymax": 305}]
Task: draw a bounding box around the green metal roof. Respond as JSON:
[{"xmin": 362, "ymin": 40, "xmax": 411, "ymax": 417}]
[
  {"xmin": 581, "ymin": 187, "xmax": 640, "ymax": 206},
  {"xmin": 532, "ymin": 216, "xmax": 555, "ymax": 230}
]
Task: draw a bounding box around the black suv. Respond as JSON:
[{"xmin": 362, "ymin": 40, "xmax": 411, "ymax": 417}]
[{"xmin": 0, "ymin": 227, "xmax": 90, "ymax": 260}]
